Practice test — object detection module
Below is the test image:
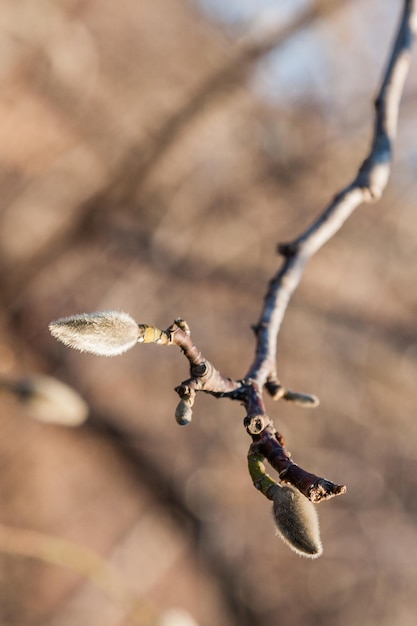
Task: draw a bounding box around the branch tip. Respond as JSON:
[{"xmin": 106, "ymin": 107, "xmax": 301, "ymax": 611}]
[
  {"xmin": 308, "ymin": 481, "xmax": 347, "ymax": 503},
  {"xmin": 174, "ymin": 318, "xmax": 191, "ymax": 336}
]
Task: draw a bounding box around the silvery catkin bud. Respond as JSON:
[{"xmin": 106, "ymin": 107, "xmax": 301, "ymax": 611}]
[
  {"xmin": 49, "ymin": 311, "xmax": 140, "ymax": 356},
  {"xmin": 17, "ymin": 375, "xmax": 89, "ymax": 426},
  {"xmin": 272, "ymin": 484, "xmax": 323, "ymax": 558}
]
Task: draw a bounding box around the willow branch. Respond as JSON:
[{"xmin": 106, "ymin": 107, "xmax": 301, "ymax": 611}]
[
  {"xmin": 115, "ymin": 0, "xmax": 346, "ymax": 194},
  {"xmin": 247, "ymin": 0, "xmax": 416, "ymax": 389}
]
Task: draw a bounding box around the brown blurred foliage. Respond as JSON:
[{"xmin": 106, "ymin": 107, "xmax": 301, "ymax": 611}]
[{"xmin": 0, "ymin": 1, "xmax": 417, "ymax": 625}]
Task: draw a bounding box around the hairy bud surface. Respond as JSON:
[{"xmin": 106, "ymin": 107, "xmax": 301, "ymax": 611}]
[
  {"xmin": 272, "ymin": 484, "xmax": 323, "ymax": 558},
  {"xmin": 49, "ymin": 311, "xmax": 140, "ymax": 356}
]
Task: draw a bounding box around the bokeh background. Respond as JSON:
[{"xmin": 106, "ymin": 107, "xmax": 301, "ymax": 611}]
[{"xmin": 0, "ymin": 1, "xmax": 416, "ymax": 625}]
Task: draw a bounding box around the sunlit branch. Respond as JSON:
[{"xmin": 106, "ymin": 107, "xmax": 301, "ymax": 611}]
[{"xmin": 247, "ymin": 0, "xmax": 416, "ymax": 389}]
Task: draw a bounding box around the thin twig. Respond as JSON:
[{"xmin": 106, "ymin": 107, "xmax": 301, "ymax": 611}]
[{"xmin": 247, "ymin": 0, "xmax": 416, "ymax": 388}]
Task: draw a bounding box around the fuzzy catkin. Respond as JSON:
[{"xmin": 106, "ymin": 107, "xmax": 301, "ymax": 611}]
[
  {"xmin": 272, "ymin": 484, "xmax": 323, "ymax": 558},
  {"xmin": 18, "ymin": 375, "xmax": 89, "ymax": 426},
  {"xmin": 49, "ymin": 311, "xmax": 140, "ymax": 356}
]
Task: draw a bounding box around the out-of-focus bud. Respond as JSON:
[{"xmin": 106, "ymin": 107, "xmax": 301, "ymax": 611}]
[
  {"xmin": 2, "ymin": 375, "xmax": 89, "ymax": 426},
  {"xmin": 175, "ymin": 399, "xmax": 193, "ymax": 426},
  {"xmin": 283, "ymin": 389, "xmax": 320, "ymax": 408},
  {"xmin": 272, "ymin": 484, "xmax": 323, "ymax": 558},
  {"xmin": 49, "ymin": 311, "xmax": 140, "ymax": 356},
  {"xmin": 158, "ymin": 608, "xmax": 199, "ymax": 626}
]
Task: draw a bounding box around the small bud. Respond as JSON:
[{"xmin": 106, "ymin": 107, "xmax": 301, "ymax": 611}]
[
  {"xmin": 175, "ymin": 399, "xmax": 193, "ymax": 426},
  {"xmin": 14, "ymin": 375, "xmax": 88, "ymax": 426},
  {"xmin": 49, "ymin": 311, "xmax": 140, "ymax": 356},
  {"xmin": 272, "ymin": 484, "xmax": 323, "ymax": 558},
  {"xmin": 283, "ymin": 389, "xmax": 320, "ymax": 408}
]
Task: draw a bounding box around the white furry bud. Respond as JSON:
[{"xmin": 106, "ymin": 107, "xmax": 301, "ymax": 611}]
[
  {"xmin": 49, "ymin": 311, "xmax": 140, "ymax": 356},
  {"xmin": 272, "ymin": 484, "xmax": 322, "ymax": 558}
]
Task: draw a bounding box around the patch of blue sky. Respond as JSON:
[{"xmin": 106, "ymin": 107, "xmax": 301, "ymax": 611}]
[
  {"xmin": 195, "ymin": 0, "xmax": 330, "ymax": 107},
  {"xmin": 253, "ymin": 29, "xmax": 331, "ymax": 108}
]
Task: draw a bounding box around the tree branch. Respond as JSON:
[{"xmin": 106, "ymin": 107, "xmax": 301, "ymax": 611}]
[
  {"xmin": 167, "ymin": 0, "xmax": 416, "ymax": 502},
  {"xmin": 49, "ymin": 1, "xmax": 416, "ymax": 554},
  {"xmin": 247, "ymin": 0, "xmax": 416, "ymax": 388},
  {"xmin": 239, "ymin": 0, "xmax": 416, "ymax": 503}
]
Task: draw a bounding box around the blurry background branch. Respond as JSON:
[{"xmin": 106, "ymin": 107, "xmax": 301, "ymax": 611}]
[
  {"xmin": 1, "ymin": 0, "xmax": 346, "ymax": 304},
  {"xmin": 0, "ymin": 523, "xmax": 157, "ymax": 626}
]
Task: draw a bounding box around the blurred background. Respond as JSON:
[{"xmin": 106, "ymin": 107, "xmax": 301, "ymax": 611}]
[{"xmin": 0, "ymin": 0, "xmax": 416, "ymax": 624}]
